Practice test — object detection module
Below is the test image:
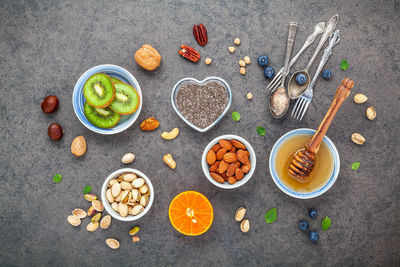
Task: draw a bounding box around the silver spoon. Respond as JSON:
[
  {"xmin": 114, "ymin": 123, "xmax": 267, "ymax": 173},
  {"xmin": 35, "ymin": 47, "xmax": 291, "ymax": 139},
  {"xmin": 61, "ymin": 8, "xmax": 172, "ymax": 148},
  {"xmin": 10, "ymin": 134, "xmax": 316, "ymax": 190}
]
[
  {"xmin": 269, "ymin": 21, "xmax": 298, "ymax": 118},
  {"xmin": 287, "ymin": 14, "xmax": 339, "ymax": 99}
]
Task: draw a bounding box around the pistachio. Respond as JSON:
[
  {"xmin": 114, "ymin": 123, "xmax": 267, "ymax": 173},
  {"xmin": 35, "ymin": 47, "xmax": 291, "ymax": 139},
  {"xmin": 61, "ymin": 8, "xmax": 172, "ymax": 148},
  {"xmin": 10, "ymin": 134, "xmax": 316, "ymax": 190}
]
[
  {"xmin": 67, "ymin": 215, "xmax": 81, "ymax": 226},
  {"xmin": 163, "ymin": 153, "xmax": 176, "ymax": 169},
  {"xmin": 108, "ymin": 178, "xmax": 118, "ymax": 188},
  {"xmin": 121, "ymin": 190, "xmax": 130, "ymax": 204},
  {"xmin": 131, "ymin": 189, "xmax": 140, "ymax": 202},
  {"xmin": 234, "ymin": 38, "xmax": 241, "ymax": 45},
  {"xmin": 129, "ymin": 225, "xmax": 140, "ymax": 235},
  {"xmin": 205, "ymin": 58, "xmax": 212, "ymax": 65},
  {"xmin": 87, "ymin": 206, "xmax": 96, "ymax": 217},
  {"xmin": 92, "ymin": 200, "xmax": 104, "ymax": 212},
  {"xmin": 123, "ymin": 173, "xmax": 137, "ymax": 182},
  {"xmin": 106, "ymin": 238, "xmax": 120, "ymax": 249},
  {"xmin": 120, "ymin": 181, "xmax": 133, "ymax": 190},
  {"xmin": 115, "ymin": 191, "xmax": 123, "ymax": 202},
  {"xmin": 84, "ymin": 193, "xmax": 97, "ymax": 202},
  {"xmin": 111, "ymin": 182, "xmax": 121, "ymax": 197},
  {"xmin": 100, "ymin": 215, "xmax": 111, "ymax": 229},
  {"xmin": 121, "ymin": 153, "xmax": 135, "ymax": 164},
  {"xmin": 240, "ymin": 219, "xmax": 250, "ymax": 233},
  {"xmin": 351, "ymin": 133, "xmax": 366, "ymax": 145},
  {"xmin": 92, "ymin": 213, "xmax": 102, "ymax": 223},
  {"xmin": 72, "ymin": 208, "xmax": 87, "ymax": 219},
  {"xmin": 116, "ymin": 176, "xmax": 123, "ymax": 182},
  {"xmin": 235, "ymin": 207, "xmax": 246, "ymax": 222},
  {"xmin": 244, "ymin": 56, "xmax": 251, "ymax": 64},
  {"xmin": 161, "ymin": 128, "xmax": 180, "ymax": 140},
  {"xmin": 106, "ymin": 189, "xmax": 114, "ymax": 203},
  {"xmin": 246, "ymin": 92, "xmax": 253, "ymax": 100},
  {"xmin": 132, "ymin": 178, "xmax": 145, "ymax": 188},
  {"xmin": 118, "ymin": 202, "xmax": 129, "ymax": 217},
  {"xmin": 239, "ymin": 59, "xmax": 245, "ymax": 67},
  {"xmin": 131, "ymin": 205, "xmax": 144, "ymax": 216},
  {"xmin": 240, "ymin": 67, "xmax": 246, "ymax": 75},
  {"xmin": 140, "ymin": 195, "xmax": 147, "ymax": 207},
  {"xmin": 353, "ymin": 93, "xmax": 368, "ymax": 104},
  {"xmin": 86, "ymin": 222, "xmax": 99, "ymax": 232},
  {"xmin": 366, "ymin": 107, "xmax": 376, "ymax": 120},
  {"xmin": 228, "ymin": 46, "xmax": 235, "ymax": 53},
  {"xmin": 139, "ymin": 184, "xmax": 148, "ymax": 194},
  {"xmin": 132, "ymin": 236, "xmax": 140, "ymax": 242},
  {"xmin": 128, "ymin": 205, "xmax": 133, "ymax": 214},
  {"xmin": 111, "ymin": 202, "xmax": 119, "ymax": 212}
]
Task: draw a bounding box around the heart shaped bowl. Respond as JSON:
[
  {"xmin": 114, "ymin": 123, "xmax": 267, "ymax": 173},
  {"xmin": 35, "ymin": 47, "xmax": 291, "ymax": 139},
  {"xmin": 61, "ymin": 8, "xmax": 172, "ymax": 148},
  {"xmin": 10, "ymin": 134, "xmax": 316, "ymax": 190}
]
[
  {"xmin": 72, "ymin": 64, "xmax": 142, "ymax": 134},
  {"xmin": 171, "ymin": 77, "xmax": 232, "ymax": 132}
]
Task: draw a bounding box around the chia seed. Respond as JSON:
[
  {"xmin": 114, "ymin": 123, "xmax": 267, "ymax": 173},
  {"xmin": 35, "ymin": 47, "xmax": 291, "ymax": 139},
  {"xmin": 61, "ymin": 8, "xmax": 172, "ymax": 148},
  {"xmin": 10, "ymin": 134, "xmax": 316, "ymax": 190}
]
[{"xmin": 176, "ymin": 81, "xmax": 228, "ymax": 129}]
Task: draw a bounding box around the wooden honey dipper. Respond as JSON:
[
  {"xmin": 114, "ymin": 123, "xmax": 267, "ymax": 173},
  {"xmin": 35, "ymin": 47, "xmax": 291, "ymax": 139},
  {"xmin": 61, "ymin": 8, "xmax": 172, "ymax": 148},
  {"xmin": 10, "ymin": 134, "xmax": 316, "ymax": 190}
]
[{"xmin": 289, "ymin": 78, "xmax": 354, "ymax": 181}]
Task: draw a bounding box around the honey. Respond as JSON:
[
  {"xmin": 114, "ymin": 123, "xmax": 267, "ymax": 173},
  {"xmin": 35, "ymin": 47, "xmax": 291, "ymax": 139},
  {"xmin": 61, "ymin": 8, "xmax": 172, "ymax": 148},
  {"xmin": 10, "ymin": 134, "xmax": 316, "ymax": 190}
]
[{"xmin": 275, "ymin": 134, "xmax": 333, "ymax": 193}]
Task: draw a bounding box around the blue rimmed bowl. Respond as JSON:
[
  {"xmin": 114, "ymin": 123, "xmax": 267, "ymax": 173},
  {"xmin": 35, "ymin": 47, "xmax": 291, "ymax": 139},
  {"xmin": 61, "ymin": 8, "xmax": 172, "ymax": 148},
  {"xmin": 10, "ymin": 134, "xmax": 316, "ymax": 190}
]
[
  {"xmin": 171, "ymin": 77, "xmax": 232, "ymax": 132},
  {"xmin": 269, "ymin": 128, "xmax": 340, "ymax": 199},
  {"xmin": 72, "ymin": 64, "xmax": 142, "ymax": 134}
]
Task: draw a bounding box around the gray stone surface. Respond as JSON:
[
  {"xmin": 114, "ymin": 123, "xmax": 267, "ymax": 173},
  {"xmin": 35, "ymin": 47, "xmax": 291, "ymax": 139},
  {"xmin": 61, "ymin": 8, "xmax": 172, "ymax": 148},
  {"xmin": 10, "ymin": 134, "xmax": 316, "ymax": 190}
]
[{"xmin": 0, "ymin": 0, "xmax": 399, "ymax": 266}]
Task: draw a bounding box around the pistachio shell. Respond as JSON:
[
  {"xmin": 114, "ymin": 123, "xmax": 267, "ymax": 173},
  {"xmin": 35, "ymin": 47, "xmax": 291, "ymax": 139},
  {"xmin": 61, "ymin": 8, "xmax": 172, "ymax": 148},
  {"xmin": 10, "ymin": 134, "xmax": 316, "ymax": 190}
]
[
  {"xmin": 123, "ymin": 173, "xmax": 137, "ymax": 182},
  {"xmin": 131, "ymin": 189, "xmax": 140, "ymax": 202},
  {"xmin": 121, "ymin": 153, "xmax": 135, "ymax": 164},
  {"xmin": 100, "ymin": 215, "xmax": 111, "ymax": 229},
  {"xmin": 108, "ymin": 178, "xmax": 118, "ymax": 188},
  {"xmin": 84, "ymin": 193, "xmax": 97, "ymax": 202},
  {"xmin": 131, "ymin": 205, "xmax": 144, "ymax": 216},
  {"xmin": 128, "ymin": 205, "xmax": 133, "ymax": 214},
  {"xmin": 91, "ymin": 213, "xmax": 102, "ymax": 223},
  {"xmin": 118, "ymin": 202, "xmax": 129, "ymax": 217},
  {"xmin": 87, "ymin": 206, "xmax": 96, "ymax": 217},
  {"xmin": 106, "ymin": 238, "xmax": 120, "ymax": 249},
  {"xmin": 111, "ymin": 202, "xmax": 119, "ymax": 212},
  {"xmin": 115, "ymin": 191, "xmax": 123, "ymax": 202},
  {"xmin": 120, "ymin": 190, "xmax": 130, "ymax": 204},
  {"xmin": 129, "ymin": 226, "xmax": 140, "ymax": 235},
  {"xmin": 67, "ymin": 215, "xmax": 81, "ymax": 226},
  {"xmin": 235, "ymin": 207, "xmax": 246, "ymax": 222},
  {"xmin": 353, "ymin": 93, "xmax": 368, "ymax": 104},
  {"xmin": 366, "ymin": 106, "xmax": 376, "ymax": 120},
  {"xmin": 106, "ymin": 189, "xmax": 114, "ymax": 203},
  {"xmin": 132, "ymin": 236, "xmax": 140, "ymax": 242},
  {"xmin": 132, "ymin": 178, "xmax": 145, "ymax": 188},
  {"xmin": 120, "ymin": 181, "xmax": 133, "ymax": 190},
  {"xmin": 72, "ymin": 208, "xmax": 87, "ymax": 219},
  {"xmin": 92, "ymin": 200, "xmax": 104, "ymax": 212},
  {"xmin": 351, "ymin": 133, "xmax": 366, "ymax": 145},
  {"xmin": 240, "ymin": 219, "xmax": 250, "ymax": 233},
  {"xmin": 140, "ymin": 195, "xmax": 147, "ymax": 207},
  {"xmin": 86, "ymin": 222, "xmax": 99, "ymax": 232},
  {"xmin": 139, "ymin": 184, "xmax": 148, "ymax": 194},
  {"xmin": 111, "ymin": 182, "xmax": 121, "ymax": 197}
]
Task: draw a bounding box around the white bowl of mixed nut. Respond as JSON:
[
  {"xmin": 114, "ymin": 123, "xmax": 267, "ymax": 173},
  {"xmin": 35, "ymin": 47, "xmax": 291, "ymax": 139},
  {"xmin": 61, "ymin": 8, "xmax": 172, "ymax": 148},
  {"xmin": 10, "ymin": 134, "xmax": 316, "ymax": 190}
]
[
  {"xmin": 202, "ymin": 135, "xmax": 256, "ymax": 189},
  {"xmin": 101, "ymin": 168, "xmax": 154, "ymax": 221}
]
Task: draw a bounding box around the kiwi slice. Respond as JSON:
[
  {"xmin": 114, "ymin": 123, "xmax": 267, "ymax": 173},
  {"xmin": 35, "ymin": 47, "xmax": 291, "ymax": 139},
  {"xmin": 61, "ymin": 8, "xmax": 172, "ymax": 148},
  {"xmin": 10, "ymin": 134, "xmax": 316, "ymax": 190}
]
[
  {"xmin": 84, "ymin": 102, "xmax": 120, "ymax": 128},
  {"xmin": 109, "ymin": 83, "xmax": 140, "ymax": 115},
  {"xmin": 83, "ymin": 73, "xmax": 115, "ymax": 108},
  {"xmin": 109, "ymin": 76, "xmax": 123, "ymax": 84}
]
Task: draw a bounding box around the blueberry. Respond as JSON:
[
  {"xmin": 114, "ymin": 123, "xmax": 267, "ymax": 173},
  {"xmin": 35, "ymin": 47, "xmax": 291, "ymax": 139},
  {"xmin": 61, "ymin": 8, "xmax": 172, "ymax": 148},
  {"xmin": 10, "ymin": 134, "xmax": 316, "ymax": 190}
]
[
  {"xmin": 258, "ymin": 55, "xmax": 269, "ymax": 67},
  {"xmin": 264, "ymin": 67, "xmax": 275, "ymax": 79},
  {"xmin": 295, "ymin": 73, "xmax": 307, "ymax": 85},
  {"xmin": 309, "ymin": 208, "xmax": 318, "ymax": 218},
  {"xmin": 309, "ymin": 231, "xmax": 319, "ymax": 242},
  {"xmin": 322, "ymin": 69, "xmax": 332, "ymax": 80},
  {"xmin": 299, "ymin": 220, "xmax": 309, "ymax": 231}
]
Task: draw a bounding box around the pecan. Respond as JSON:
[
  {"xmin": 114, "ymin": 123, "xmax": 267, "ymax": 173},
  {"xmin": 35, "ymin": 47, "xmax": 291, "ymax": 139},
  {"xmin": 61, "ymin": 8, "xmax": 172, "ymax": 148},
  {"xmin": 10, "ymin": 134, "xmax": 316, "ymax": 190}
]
[
  {"xmin": 178, "ymin": 45, "xmax": 200, "ymax": 62},
  {"xmin": 193, "ymin": 24, "xmax": 208, "ymax": 46}
]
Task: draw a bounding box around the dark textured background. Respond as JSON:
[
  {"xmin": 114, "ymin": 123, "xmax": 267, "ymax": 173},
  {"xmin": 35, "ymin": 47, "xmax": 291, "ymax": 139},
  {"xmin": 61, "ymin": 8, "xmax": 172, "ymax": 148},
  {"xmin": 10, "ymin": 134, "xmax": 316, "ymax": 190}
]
[{"xmin": 1, "ymin": 0, "xmax": 399, "ymax": 266}]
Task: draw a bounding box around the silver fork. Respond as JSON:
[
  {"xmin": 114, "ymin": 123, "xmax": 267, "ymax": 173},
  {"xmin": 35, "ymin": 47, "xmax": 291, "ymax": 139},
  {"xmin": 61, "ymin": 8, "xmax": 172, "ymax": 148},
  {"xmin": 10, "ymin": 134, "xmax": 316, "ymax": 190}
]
[
  {"xmin": 267, "ymin": 22, "xmax": 325, "ymax": 92},
  {"xmin": 291, "ymin": 29, "xmax": 341, "ymax": 120}
]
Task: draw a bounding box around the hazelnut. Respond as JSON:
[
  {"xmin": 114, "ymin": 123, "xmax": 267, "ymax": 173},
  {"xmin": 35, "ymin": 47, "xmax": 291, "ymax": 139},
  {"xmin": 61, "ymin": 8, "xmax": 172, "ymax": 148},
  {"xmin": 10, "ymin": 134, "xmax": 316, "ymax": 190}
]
[
  {"xmin": 239, "ymin": 59, "xmax": 245, "ymax": 67},
  {"xmin": 228, "ymin": 46, "xmax": 235, "ymax": 53},
  {"xmin": 240, "ymin": 67, "xmax": 246, "ymax": 75},
  {"xmin": 41, "ymin": 95, "xmax": 58, "ymax": 113},
  {"xmin": 244, "ymin": 56, "xmax": 251, "ymax": 64},
  {"xmin": 246, "ymin": 92, "xmax": 253, "ymax": 100},
  {"xmin": 234, "ymin": 38, "xmax": 241, "ymax": 45},
  {"xmin": 48, "ymin": 123, "xmax": 63, "ymax": 141},
  {"xmin": 205, "ymin": 58, "xmax": 212, "ymax": 65}
]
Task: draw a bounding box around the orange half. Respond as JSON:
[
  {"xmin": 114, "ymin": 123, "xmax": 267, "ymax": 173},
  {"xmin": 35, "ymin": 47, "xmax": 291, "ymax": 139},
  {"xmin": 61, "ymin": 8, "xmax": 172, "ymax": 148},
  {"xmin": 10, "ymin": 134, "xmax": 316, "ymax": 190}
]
[{"xmin": 168, "ymin": 191, "xmax": 213, "ymax": 236}]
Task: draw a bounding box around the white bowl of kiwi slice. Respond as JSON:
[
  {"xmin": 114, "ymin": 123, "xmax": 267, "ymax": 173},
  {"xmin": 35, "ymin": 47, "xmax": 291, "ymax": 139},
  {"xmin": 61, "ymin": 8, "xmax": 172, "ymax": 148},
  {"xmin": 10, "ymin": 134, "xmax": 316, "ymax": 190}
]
[{"xmin": 72, "ymin": 64, "xmax": 142, "ymax": 134}]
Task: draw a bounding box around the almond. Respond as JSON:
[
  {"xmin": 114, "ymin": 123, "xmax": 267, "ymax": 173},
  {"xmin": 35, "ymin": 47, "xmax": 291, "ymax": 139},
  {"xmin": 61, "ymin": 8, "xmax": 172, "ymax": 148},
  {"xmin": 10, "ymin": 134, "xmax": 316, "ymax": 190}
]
[
  {"xmin": 230, "ymin": 146, "xmax": 237, "ymax": 153},
  {"xmin": 219, "ymin": 139, "xmax": 233, "ymax": 150},
  {"xmin": 216, "ymin": 148, "xmax": 227, "ymax": 160},
  {"xmin": 237, "ymin": 150, "xmax": 250, "ymax": 165},
  {"xmin": 235, "ymin": 168, "xmax": 244, "ymax": 180},
  {"xmin": 71, "ymin": 136, "xmax": 87, "ymax": 157},
  {"xmin": 209, "ymin": 161, "xmax": 221, "ymax": 172},
  {"xmin": 220, "ymin": 172, "xmax": 228, "ymax": 181},
  {"xmin": 210, "ymin": 172, "xmax": 224, "ymax": 183},
  {"xmin": 140, "ymin": 117, "xmax": 160, "ymax": 131},
  {"xmin": 206, "ymin": 149, "xmax": 217, "ymax": 165},
  {"xmin": 242, "ymin": 163, "xmax": 251, "ymax": 173},
  {"xmin": 211, "ymin": 144, "xmax": 221, "ymax": 152},
  {"xmin": 231, "ymin": 140, "xmax": 246, "ymax": 150},
  {"xmin": 223, "ymin": 152, "xmax": 238, "ymax": 163},
  {"xmin": 227, "ymin": 176, "xmax": 237, "ymax": 184},
  {"xmin": 218, "ymin": 161, "xmax": 229, "ymax": 174},
  {"xmin": 226, "ymin": 162, "xmax": 240, "ymax": 177}
]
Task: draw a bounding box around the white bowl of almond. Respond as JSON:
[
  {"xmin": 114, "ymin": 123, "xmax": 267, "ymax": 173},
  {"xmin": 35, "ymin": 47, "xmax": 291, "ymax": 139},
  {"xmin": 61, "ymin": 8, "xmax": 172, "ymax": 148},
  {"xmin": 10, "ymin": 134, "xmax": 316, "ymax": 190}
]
[{"xmin": 101, "ymin": 168, "xmax": 154, "ymax": 221}]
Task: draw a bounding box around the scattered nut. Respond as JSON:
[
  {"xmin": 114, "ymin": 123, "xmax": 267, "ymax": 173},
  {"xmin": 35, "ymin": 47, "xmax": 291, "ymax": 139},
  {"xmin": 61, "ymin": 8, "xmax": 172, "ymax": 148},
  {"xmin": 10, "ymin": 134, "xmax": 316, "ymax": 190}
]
[
  {"xmin": 366, "ymin": 107, "xmax": 376, "ymax": 120},
  {"xmin": 48, "ymin": 123, "xmax": 63, "ymax": 141},
  {"xmin": 240, "ymin": 219, "xmax": 250, "ymax": 233},
  {"xmin": 100, "ymin": 215, "xmax": 111, "ymax": 229},
  {"xmin": 84, "ymin": 193, "xmax": 97, "ymax": 202},
  {"xmin": 240, "ymin": 67, "xmax": 246, "ymax": 75},
  {"xmin": 161, "ymin": 128, "xmax": 180, "ymax": 140},
  {"xmin": 228, "ymin": 46, "xmax": 235, "ymax": 53},
  {"xmin": 87, "ymin": 206, "xmax": 96, "ymax": 217},
  {"xmin": 41, "ymin": 95, "xmax": 58, "ymax": 113},
  {"xmin": 351, "ymin": 133, "xmax": 366, "ymax": 145},
  {"xmin": 140, "ymin": 117, "xmax": 160, "ymax": 131},
  {"xmin": 246, "ymin": 92, "xmax": 253, "ymax": 100},
  {"xmin": 235, "ymin": 207, "xmax": 246, "ymax": 222},
  {"xmin": 71, "ymin": 136, "xmax": 87, "ymax": 156},
  {"xmin": 86, "ymin": 222, "xmax": 99, "ymax": 232},
  {"xmin": 132, "ymin": 236, "xmax": 140, "ymax": 243},
  {"xmin": 163, "ymin": 153, "xmax": 176, "ymax": 169},
  {"xmin": 244, "ymin": 56, "xmax": 251, "ymax": 64},
  {"xmin": 72, "ymin": 208, "xmax": 87, "ymax": 219},
  {"xmin": 239, "ymin": 59, "xmax": 245, "ymax": 67},
  {"xmin": 134, "ymin": 44, "xmax": 161, "ymax": 71},
  {"xmin": 205, "ymin": 58, "xmax": 212, "ymax": 65},
  {"xmin": 67, "ymin": 215, "xmax": 81, "ymax": 226},
  {"xmin": 106, "ymin": 238, "xmax": 120, "ymax": 249},
  {"xmin": 129, "ymin": 226, "xmax": 140, "ymax": 235},
  {"xmin": 353, "ymin": 93, "xmax": 368, "ymax": 104},
  {"xmin": 91, "ymin": 213, "xmax": 102, "ymax": 223},
  {"xmin": 92, "ymin": 200, "xmax": 104, "ymax": 212},
  {"xmin": 121, "ymin": 153, "xmax": 135, "ymax": 164},
  {"xmin": 234, "ymin": 38, "xmax": 241, "ymax": 45}
]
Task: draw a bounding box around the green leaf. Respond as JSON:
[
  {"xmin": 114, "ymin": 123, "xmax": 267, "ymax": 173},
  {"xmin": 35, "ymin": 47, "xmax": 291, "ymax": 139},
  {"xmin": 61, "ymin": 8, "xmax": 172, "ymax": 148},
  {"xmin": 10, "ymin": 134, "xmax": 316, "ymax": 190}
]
[
  {"xmin": 232, "ymin": 111, "xmax": 241, "ymax": 122},
  {"xmin": 83, "ymin": 185, "xmax": 92, "ymax": 194},
  {"xmin": 53, "ymin": 173, "xmax": 62, "ymax": 183},
  {"xmin": 321, "ymin": 216, "xmax": 331, "ymax": 231},
  {"xmin": 340, "ymin": 59, "xmax": 349, "ymax": 71},
  {"xmin": 257, "ymin": 126, "xmax": 266, "ymax": 136},
  {"xmin": 265, "ymin": 208, "xmax": 277, "ymax": 223},
  {"xmin": 351, "ymin": 162, "xmax": 360, "ymax": 170}
]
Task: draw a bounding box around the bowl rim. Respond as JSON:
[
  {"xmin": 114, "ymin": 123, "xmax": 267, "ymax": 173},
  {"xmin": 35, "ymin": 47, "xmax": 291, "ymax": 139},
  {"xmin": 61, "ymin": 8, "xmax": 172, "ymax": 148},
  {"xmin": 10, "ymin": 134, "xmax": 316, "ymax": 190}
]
[
  {"xmin": 101, "ymin": 168, "xmax": 154, "ymax": 222},
  {"xmin": 201, "ymin": 134, "xmax": 256, "ymax": 189},
  {"xmin": 171, "ymin": 76, "xmax": 232, "ymax": 133},
  {"xmin": 72, "ymin": 64, "xmax": 142, "ymax": 135},
  {"xmin": 268, "ymin": 128, "xmax": 340, "ymax": 199}
]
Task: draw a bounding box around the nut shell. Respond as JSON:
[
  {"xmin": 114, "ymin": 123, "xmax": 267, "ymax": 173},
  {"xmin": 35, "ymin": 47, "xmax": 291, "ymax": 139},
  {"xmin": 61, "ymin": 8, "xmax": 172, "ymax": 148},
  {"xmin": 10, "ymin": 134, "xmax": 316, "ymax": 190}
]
[
  {"xmin": 71, "ymin": 136, "xmax": 87, "ymax": 156},
  {"xmin": 67, "ymin": 215, "xmax": 81, "ymax": 226},
  {"xmin": 353, "ymin": 93, "xmax": 368, "ymax": 104},
  {"xmin": 351, "ymin": 133, "xmax": 366, "ymax": 145},
  {"xmin": 366, "ymin": 107, "xmax": 376, "ymax": 120},
  {"xmin": 121, "ymin": 153, "xmax": 135, "ymax": 164},
  {"xmin": 134, "ymin": 44, "xmax": 161, "ymax": 71},
  {"xmin": 235, "ymin": 207, "xmax": 246, "ymax": 222},
  {"xmin": 100, "ymin": 215, "xmax": 111, "ymax": 229},
  {"xmin": 106, "ymin": 238, "xmax": 120, "ymax": 249},
  {"xmin": 240, "ymin": 219, "xmax": 250, "ymax": 233}
]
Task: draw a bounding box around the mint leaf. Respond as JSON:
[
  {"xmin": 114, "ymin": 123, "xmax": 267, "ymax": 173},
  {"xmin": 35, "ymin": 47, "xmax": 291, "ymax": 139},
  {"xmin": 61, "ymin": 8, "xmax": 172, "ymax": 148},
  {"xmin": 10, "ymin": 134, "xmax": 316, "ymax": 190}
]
[
  {"xmin": 83, "ymin": 185, "xmax": 92, "ymax": 194},
  {"xmin": 265, "ymin": 208, "xmax": 277, "ymax": 223},
  {"xmin": 53, "ymin": 173, "xmax": 62, "ymax": 183},
  {"xmin": 351, "ymin": 162, "xmax": 360, "ymax": 170},
  {"xmin": 257, "ymin": 126, "xmax": 266, "ymax": 136},
  {"xmin": 321, "ymin": 216, "xmax": 331, "ymax": 231},
  {"xmin": 232, "ymin": 111, "xmax": 241, "ymax": 122},
  {"xmin": 340, "ymin": 59, "xmax": 349, "ymax": 71}
]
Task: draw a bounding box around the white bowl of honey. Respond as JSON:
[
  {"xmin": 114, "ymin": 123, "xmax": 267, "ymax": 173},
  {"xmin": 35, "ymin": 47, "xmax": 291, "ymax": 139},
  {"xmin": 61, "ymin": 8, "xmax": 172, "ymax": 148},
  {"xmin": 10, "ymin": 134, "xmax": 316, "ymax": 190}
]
[{"xmin": 269, "ymin": 128, "xmax": 340, "ymax": 199}]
